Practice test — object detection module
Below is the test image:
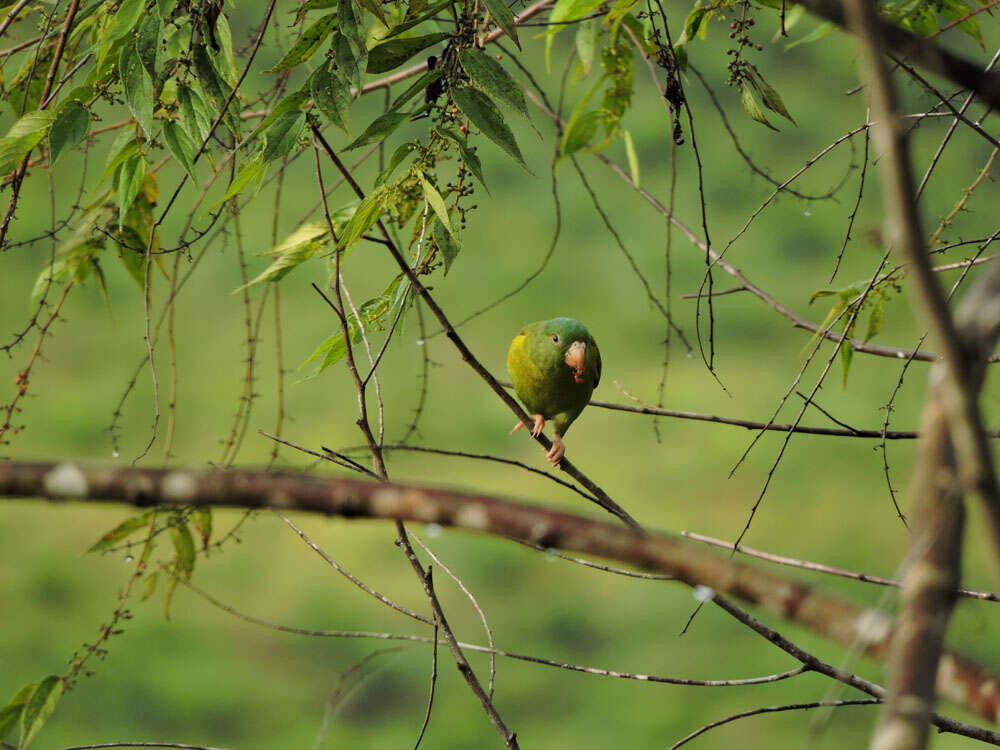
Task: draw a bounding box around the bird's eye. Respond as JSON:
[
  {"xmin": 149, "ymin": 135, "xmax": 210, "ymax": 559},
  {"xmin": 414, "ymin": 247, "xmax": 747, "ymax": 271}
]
[{"xmin": 551, "ymin": 334, "xmax": 560, "ymax": 344}]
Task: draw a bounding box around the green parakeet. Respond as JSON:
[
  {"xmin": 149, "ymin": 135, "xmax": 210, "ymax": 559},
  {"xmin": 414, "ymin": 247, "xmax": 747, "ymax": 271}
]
[{"xmin": 507, "ymin": 317, "xmax": 601, "ymax": 465}]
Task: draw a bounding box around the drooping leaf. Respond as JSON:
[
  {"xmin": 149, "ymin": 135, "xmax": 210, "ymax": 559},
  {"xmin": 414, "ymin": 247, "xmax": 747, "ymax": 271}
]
[
  {"xmin": 162, "ymin": 120, "xmax": 198, "ymax": 183},
  {"xmin": 214, "ymin": 13, "xmax": 240, "ymax": 85},
  {"xmin": 561, "ymin": 110, "xmax": 602, "ymax": 156},
  {"xmin": 136, "ymin": 8, "xmax": 161, "ymax": 78},
  {"xmin": 343, "ymin": 111, "xmax": 409, "ymax": 151},
  {"xmin": 576, "ymin": 19, "xmax": 598, "ymax": 73},
  {"xmin": 262, "ymin": 111, "xmax": 305, "ymax": 162},
  {"xmin": 0, "ymin": 110, "xmax": 56, "ymax": 174},
  {"xmin": 740, "ymin": 85, "xmax": 778, "ymax": 131},
  {"xmin": 338, "ymin": 0, "xmax": 364, "ymax": 49},
  {"xmin": 48, "ymin": 101, "xmax": 89, "ymax": 164},
  {"xmin": 119, "ymin": 44, "xmax": 154, "ymax": 135},
  {"xmin": 177, "ymin": 84, "xmax": 213, "ymax": 144},
  {"xmin": 749, "ymin": 69, "xmax": 795, "ymax": 124},
  {"xmin": 545, "ymin": 0, "xmax": 605, "ymax": 68},
  {"xmin": 267, "ymin": 12, "xmax": 338, "ymax": 72},
  {"xmin": 785, "ymin": 21, "xmax": 834, "ymax": 50},
  {"xmin": 291, "ymin": 0, "xmax": 337, "ymax": 24},
  {"xmin": 382, "ymin": 0, "xmax": 453, "ymax": 38},
  {"xmin": 104, "ymin": 0, "xmax": 146, "ymax": 43},
  {"xmin": 168, "ymin": 518, "xmax": 195, "ymax": 579},
  {"xmin": 450, "ymin": 85, "xmax": 526, "ymax": 167},
  {"xmin": 233, "ymin": 221, "xmax": 329, "ymax": 291},
  {"xmin": 191, "ymin": 508, "xmax": 212, "ymax": 549},
  {"xmin": 676, "ymin": 5, "xmax": 712, "ymax": 46},
  {"xmin": 0, "ymin": 683, "xmax": 35, "ymax": 740},
  {"xmin": 336, "ymin": 189, "xmax": 388, "ymax": 251},
  {"xmin": 623, "ymin": 128, "xmax": 639, "ymax": 189},
  {"xmin": 840, "ymin": 320, "xmax": 855, "ymax": 387},
  {"xmin": 864, "ymin": 295, "xmax": 884, "ymax": 343},
  {"xmin": 376, "ymin": 142, "xmax": 417, "ymax": 185},
  {"xmin": 311, "ymin": 69, "xmax": 351, "ymax": 132},
  {"xmin": 248, "ymin": 91, "xmax": 309, "ymax": 144},
  {"xmin": 435, "ymin": 127, "xmax": 487, "ymax": 190},
  {"xmin": 19, "ymin": 675, "xmax": 62, "ymax": 749},
  {"xmin": 100, "ymin": 504, "xmax": 134, "ymax": 558},
  {"xmin": 458, "ymin": 48, "xmax": 529, "ymax": 118},
  {"xmin": 117, "ymin": 154, "xmax": 146, "ymax": 228},
  {"xmin": 141, "ymin": 570, "xmax": 160, "ymax": 601},
  {"xmin": 480, "ymin": 0, "xmax": 520, "ymax": 49},
  {"xmin": 367, "ymin": 32, "xmax": 448, "ymax": 74},
  {"xmin": 416, "ymin": 170, "xmax": 455, "ymax": 239},
  {"xmin": 208, "ymin": 153, "xmax": 269, "ymax": 211},
  {"xmin": 433, "ymin": 213, "xmax": 461, "ymax": 274}
]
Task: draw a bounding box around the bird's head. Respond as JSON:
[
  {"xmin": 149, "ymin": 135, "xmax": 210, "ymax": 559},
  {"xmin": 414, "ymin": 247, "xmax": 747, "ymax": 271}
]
[{"xmin": 538, "ymin": 318, "xmax": 592, "ymax": 384}]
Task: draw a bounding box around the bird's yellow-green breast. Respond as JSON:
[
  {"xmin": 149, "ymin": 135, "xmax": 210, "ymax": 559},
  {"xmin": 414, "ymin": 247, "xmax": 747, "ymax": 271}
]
[{"xmin": 507, "ymin": 317, "xmax": 601, "ymax": 436}]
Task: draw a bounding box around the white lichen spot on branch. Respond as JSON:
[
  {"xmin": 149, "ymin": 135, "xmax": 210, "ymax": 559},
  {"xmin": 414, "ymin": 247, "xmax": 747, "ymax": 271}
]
[
  {"xmin": 43, "ymin": 462, "xmax": 87, "ymax": 497},
  {"xmin": 161, "ymin": 471, "xmax": 198, "ymax": 501}
]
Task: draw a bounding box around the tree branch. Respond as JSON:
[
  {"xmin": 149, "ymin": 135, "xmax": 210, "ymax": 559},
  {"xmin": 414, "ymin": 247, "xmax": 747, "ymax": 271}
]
[{"xmin": 5, "ymin": 460, "xmax": 1000, "ymax": 727}]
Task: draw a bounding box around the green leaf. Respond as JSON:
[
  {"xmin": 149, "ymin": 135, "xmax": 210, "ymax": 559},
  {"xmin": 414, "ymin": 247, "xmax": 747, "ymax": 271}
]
[
  {"xmin": 214, "ymin": 13, "xmax": 240, "ymax": 85},
  {"xmin": 785, "ymin": 20, "xmax": 834, "ymax": 50},
  {"xmin": 247, "ymin": 91, "xmax": 309, "ymax": 143},
  {"xmin": 156, "ymin": 0, "xmax": 176, "ymax": 17},
  {"xmin": 88, "ymin": 511, "xmax": 154, "ymax": 552},
  {"xmin": 0, "ymin": 109, "xmax": 56, "ymax": 174},
  {"xmin": 331, "ymin": 31, "xmax": 365, "ymax": 90},
  {"xmin": 100, "ymin": 130, "xmax": 140, "ymax": 185},
  {"xmin": 338, "ymin": 0, "xmax": 364, "ymax": 49},
  {"xmin": 233, "ymin": 221, "xmax": 329, "ymax": 291},
  {"xmin": 576, "ymin": 19, "xmax": 598, "ymax": 74},
  {"xmin": 545, "ymin": 0, "xmax": 604, "ymax": 67},
  {"xmin": 561, "ymin": 110, "xmax": 602, "ymax": 156},
  {"xmin": 749, "ymin": 70, "xmax": 795, "ymax": 124},
  {"xmin": 343, "ymin": 111, "xmax": 408, "ymax": 151},
  {"xmin": 435, "ymin": 127, "xmax": 487, "ymax": 190},
  {"xmin": 336, "ymin": 189, "xmax": 387, "ymax": 251},
  {"xmin": 382, "ymin": 0, "xmax": 453, "ymax": 38},
  {"xmin": 291, "ymin": 0, "xmax": 337, "ymax": 24},
  {"xmin": 104, "ymin": 0, "xmax": 146, "ymax": 43},
  {"xmin": 480, "ymin": 0, "xmax": 520, "ymax": 50},
  {"xmin": 939, "ymin": 0, "xmax": 983, "ymax": 49},
  {"xmin": 177, "ymin": 84, "xmax": 213, "ymax": 144},
  {"xmin": 433, "ymin": 214, "xmax": 461, "ymax": 274},
  {"xmin": 740, "ymin": 85, "xmax": 778, "ymax": 131},
  {"xmin": 119, "ymin": 44, "xmax": 154, "ymax": 136},
  {"xmin": 19, "ymin": 675, "xmax": 62, "ymax": 749},
  {"xmin": 208, "ymin": 154, "xmax": 268, "ymax": 211},
  {"xmin": 136, "ymin": 8, "xmax": 161, "ymax": 78},
  {"xmin": 376, "ymin": 142, "xmax": 417, "ymax": 185},
  {"xmin": 450, "ymin": 85, "xmax": 525, "ymax": 167},
  {"xmin": 117, "ymin": 154, "xmax": 146, "ymax": 228},
  {"xmin": 301, "ymin": 329, "xmax": 347, "ymax": 375},
  {"xmin": 267, "ymin": 12, "xmax": 338, "ymax": 72},
  {"xmin": 840, "ymin": 321, "xmax": 855, "ymax": 387},
  {"xmin": 162, "ymin": 120, "xmax": 197, "ymax": 183},
  {"xmin": 262, "ymin": 111, "xmax": 305, "ymax": 162},
  {"xmin": 311, "ymin": 69, "xmax": 351, "ymax": 133},
  {"xmin": 0, "ymin": 683, "xmax": 35, "ymax": 740},
  {"xmin": 623, "ymin": 128, "xmax": 639, "ymax": 189},
  {"xmin": 416, "ymin": 170, "xmax": 455, "ymax": 239},
  {"xmin": 677, "ymin": 5, "xmax": 711, "ymax": 46},
  {"xmin": 367, "ymin": 32, "xmax": 448, "ymax": 74},
  {"xmin": 169, "ymin": 518, "xmax": 195, "ymax": 579},
  {"xmin": 864, "ymin": 295, "xmax": 884, "ymax": 343},
  {"xmin": 191, "ymin": 508, "xmax": 212, "ymax": 549},
  {"xmin": 48, "ymin": 101, "xmax": 89, "ymax": 165},
  {"xmin": 458, "ymin": 48, "xmax": 528, "ymax": 118},
  {"xmin": 141, "ymin": 570, "xmax": 160, "ymax": 601}
]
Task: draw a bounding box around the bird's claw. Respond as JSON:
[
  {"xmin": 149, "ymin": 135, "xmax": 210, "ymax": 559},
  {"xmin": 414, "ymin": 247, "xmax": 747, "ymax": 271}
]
[
  {"xmin": 546, "ymin": 435, "xmax": 565, "ymax": 465},
  {"xmin": 511, "ymin": 414, "xmax": 546, "ymax": 437}
]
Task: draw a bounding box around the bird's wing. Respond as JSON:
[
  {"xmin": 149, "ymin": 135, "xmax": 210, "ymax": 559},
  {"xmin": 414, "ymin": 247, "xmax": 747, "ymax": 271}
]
[{"xmin": 593, "ymin": 339, "xmax": 602, "ymax": 389}]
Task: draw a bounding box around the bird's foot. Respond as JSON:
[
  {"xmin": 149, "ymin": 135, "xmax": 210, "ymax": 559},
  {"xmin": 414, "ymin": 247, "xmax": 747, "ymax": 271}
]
[
  {"xmin": 546, "ymin": 435, "xmax": 565, "ymax": 465},
  {"xmin": 510, "ymin": 414, "xmax": 546, "ymax": 437}
]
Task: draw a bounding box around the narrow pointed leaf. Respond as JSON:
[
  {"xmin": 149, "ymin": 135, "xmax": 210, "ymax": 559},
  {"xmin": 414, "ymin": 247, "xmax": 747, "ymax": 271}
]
[
  {"xmin": 117, "ymin": 154, "xmax": 146, "ymax": 228},
  {"xmin": 458, "ymin": 48, "xmax": 528, "ymax": 118},
  {"xmin": 367, "ymin": 32, "xmax": 448, "ymax": 74},
  {"xmin": 162, "ymin": 120, "xmax": 197, "ymax": 183},
  {"xmin": 343, "ymin": 111, "xmax": 408, "ymax": 151},
  {"xmin": 416, "ymin": 171, "xmax": 455, "ymax": 238},
  {"xmin": 268, "ymin": 12, "xmax": 338, "ymax": 72},
  {"xmin": 311, "ymin": 69, "xmax": 351, "ymax": 132},
  {"xmin": 48, "ymin": 101, "xmax": 89, "ymax": 164},
  {"xmin": 435, "ymin": 126, "xmax": 487, "ymax": 190},
  {"xmin": 119, "ymin": 45, "xmax": 154, "ymax": 135},
  {"xmin": 480, "ymin": 0, "xmax": 520, "ymax": 49},
  {"xmin": 19, "ymin": 675, "xmax": 62, "ymax": 749},
  {"xmin": 450, "ymin": 85, "xmax": 525, "ymax": 167},
  {"xmin": 263, "ymin": 111, "xmax": 305, "ymax": 162}
]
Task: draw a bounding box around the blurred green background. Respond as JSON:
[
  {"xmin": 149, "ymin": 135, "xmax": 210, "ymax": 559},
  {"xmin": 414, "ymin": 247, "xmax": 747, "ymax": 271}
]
[{"xmin": 4, "ymin": 1, "xmax": 1000, "ymax": 746}]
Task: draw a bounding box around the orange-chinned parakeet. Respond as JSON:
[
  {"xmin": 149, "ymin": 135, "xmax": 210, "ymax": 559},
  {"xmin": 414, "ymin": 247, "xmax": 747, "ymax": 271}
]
[{"xmin": 507, "ymin": 317, "xmax": 601, "ymax": 465}]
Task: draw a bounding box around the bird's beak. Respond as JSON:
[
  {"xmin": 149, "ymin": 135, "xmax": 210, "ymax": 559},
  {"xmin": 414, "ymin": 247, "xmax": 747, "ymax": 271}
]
[{"xmin": 564, "ymin": 341, "xmax": 586, "ymax": 384}]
